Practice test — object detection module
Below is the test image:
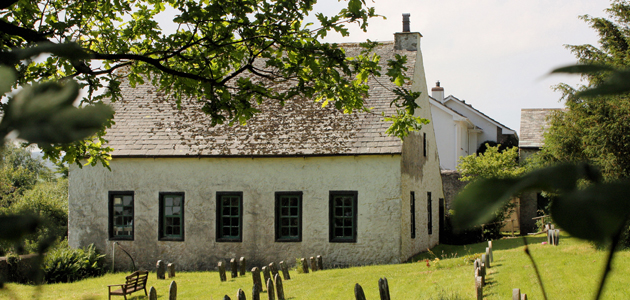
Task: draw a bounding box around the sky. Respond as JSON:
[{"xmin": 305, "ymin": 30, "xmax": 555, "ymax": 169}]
[{"xmin": 304, "ymin": 0, "xmax": 613, "ymax": 134}]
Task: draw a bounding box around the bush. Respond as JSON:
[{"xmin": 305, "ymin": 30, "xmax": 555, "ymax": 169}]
[
  {"xmin": 41, "ymin": 240, "xmax": 106, "ymax": 283},
  {"xmin": 0, "ymin": 179, "xmax": 68, "ymax": 255},
  {"xmin": 440, "ymin": 214, "xmax": 484, "ymax": 245}
]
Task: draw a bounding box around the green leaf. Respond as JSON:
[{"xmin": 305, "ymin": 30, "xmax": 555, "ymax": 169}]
[
  {"xmin": 551, "ymin": 64, "xmax": 615, "ymax": 75},
  {"xmin": 551, "ymin": 181, "xmax": 630, "ymax": 243},
  {"xmin": 452, "ymin": 177, "xmax": 520, "ymax": 229}
]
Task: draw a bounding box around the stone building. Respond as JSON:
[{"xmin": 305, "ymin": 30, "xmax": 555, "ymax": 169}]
[{"xmin": 68, "ymin": 26, "xmax": 445, "ymax": 270}]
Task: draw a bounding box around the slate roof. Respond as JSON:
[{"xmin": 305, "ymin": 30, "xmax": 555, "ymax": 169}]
[
  {"xmin": 106, "ymin": 42, "xmax": 415, "ymax": 157},
  {"xmin": 519, "ymin": 108, "xmax": 561, "ymax": 148}
]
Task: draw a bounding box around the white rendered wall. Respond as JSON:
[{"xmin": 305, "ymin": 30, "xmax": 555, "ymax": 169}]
[
  {"xmin": 446, "ymin": 100, "xmax": 500, "ymax": 148},
  {"xmin": 430, "ymin": 105, "xmax": 457, "ymax": 170},
  {"xmin": 69, "ymin": 155, "xmax": 402, "ymax": 270}
]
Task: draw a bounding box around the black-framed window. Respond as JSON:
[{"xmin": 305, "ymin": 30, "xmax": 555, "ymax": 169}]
[
  {"xmin": 275, "ymin": 192, "xmax": 302, "ymax": 242},
  {"xmin": 329, "ymin": 191, "xmax": 358, "ymax": 243},
  {"xmin": 410, "ymin": 191, "xmax": 416, "ymax": 239},
  {"xmin": 109, "ymin": 191, "xmax": 134, "ymax": 240},
  {"xmin": 423, "ymin": 132, "xmax": 427, "ymax": 157},
  {"xmin": 427, "ymin": 192, "xmax": 433, "ymax": 235},
  {"xmin": 217, "ymin": 192, "xmax": 243, "ymax": 242},
  {"xmin": 159, "ymin": 192, "xmax": 185, "ymax": 241}
]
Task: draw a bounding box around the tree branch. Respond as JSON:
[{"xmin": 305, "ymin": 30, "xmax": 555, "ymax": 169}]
[{"xmin": 0, "ymin": 19, "xmax": 51, "ymax": 42}]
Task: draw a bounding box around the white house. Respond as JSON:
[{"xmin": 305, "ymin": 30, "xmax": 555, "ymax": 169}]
[
  {"xmin": 429, "ymin": 82, "xmax": 517, "ymax": 170},
  {"xmin": 68, "ymin": 26, "xmax": 446, "ymax": 270}
]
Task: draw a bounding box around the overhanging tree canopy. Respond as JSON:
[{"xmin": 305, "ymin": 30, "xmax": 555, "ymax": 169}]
[{"xmin": 1, "ymin": 0, "xmax": 426, "ymax": 167}]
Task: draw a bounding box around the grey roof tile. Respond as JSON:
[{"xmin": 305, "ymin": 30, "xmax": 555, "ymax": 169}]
[
  {"xmin": 106, "ymin": 42, "xmax": 412, "ymax": 157},
  {"xmin": 519, "ymin": 108, "xmax": 562, "ymax": 148}
]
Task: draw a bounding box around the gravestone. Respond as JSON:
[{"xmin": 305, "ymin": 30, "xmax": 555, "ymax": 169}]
[
  {"xmin": 237, "ymin": 288, "xmax": 246, "ymax": 300},
  {"xmin": 378, "ymin": 277, "xmax": 390, "ymax": 300},
  {"xmin": 354, "ymin": 283, "xmax": 367, "ymax": 300},
  {"xmin": 310, "ymin": 257, "xmax": 317, "ymax": 272},
  {"xmin": 274, "ymin": 274, "xmax": 285, "ymax": 300},
  {"xmin": 218, "ymin": 262, "xmax": 227, "ymax": 282},
  {"xmin": 485, "ymin": 248, "xmax": 490, "ymax": 269},
  {"xmin": 224, "ymin": 296, "xmax": 231, "ymax": 300},
  {"xmin": 512, "ymin": 288, "xmax": 521, "ymax": 300},
  {"xmin": 149, "ymin": 286, "xmax": 157, "ymax": 300},
  {"xmin": 168, "ymin": 263, "xmax": 175, "ymax": 278},
  {"xmin": 239, "ymin": 257, "xmax": 246, "ymax": 276},
  {"xmin": 169, "ymin": 280, "xmax": 177, "ymax": 300},
  {"xmin": 262, "ymin": 266, "xmax": 271, "ymax": 288},
  {"xmin": 300, "ymin": 258, "xmax": 309, "ymax": 273},
  {"xmin": 316, "ymin": 255, "xmax": 323, "ymax": 270},
  {"xmin": 475, "ymin": 276, "xmax": 482, "ymax": 300},
  {"xmin": 475, "ymin": 267, "xmax": 484, "ymax": 287},
  {"xmin": 522, "ymin": 294, "xmax": 528, "ymax": 300},
  {"xmin": 252, "ymin": 267, "xmax": 263, "ymax": 293},
  {"xmin": 554, "ymin": 229, "xmax": 560, "ymax": 246},
  {"xmin": 230, "ymin": 258, "xmax": 238, "ymax": 278},
  {"xmin": 269, "ymin": 262, "xmax": 279, "ymax": 279},
  {"xmin": 267, "ymin": 278, "xmax": 275, "ymax": 300},
  {"xmin": 279, "ymin": 261, "xmax": 291, "ymax": 280},
  {"xmin": 157, "ymin": 260, "xmax": 165, "ymax": 280},
  {"xmin": 252, "ymin": 283, "xmax": 260, "ymax": 300},
  {"xmin": 488, "ymin": 241, "xmax": 494, "ymax": 262}
]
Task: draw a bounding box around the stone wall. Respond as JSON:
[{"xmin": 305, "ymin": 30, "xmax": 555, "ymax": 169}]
[
  {"xmin": 440, "ymin": 170, "xmax": 467, "ymax": 212},
  {"xmin": 69, "ymin": 155, "xmax": 404, "ymax": 271},
  {"xmin": 0, "ymin": 254, "xmax": 41, "ymax": 283}
]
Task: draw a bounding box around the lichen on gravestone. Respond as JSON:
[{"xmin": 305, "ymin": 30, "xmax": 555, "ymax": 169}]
[
  {"xmin": 274, "ymin": 274, "xmax": 285, "ymax": 300},
  {"xmin": 156, "ymin": 260, "xmax": 165, "ymax": 280}
]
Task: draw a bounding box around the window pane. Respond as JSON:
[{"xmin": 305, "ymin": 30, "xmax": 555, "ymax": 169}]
[
  {"xmin": 344, "ymin": 207, "xmax": 352, "ymax": 216},
  {"xmin": 281, "ymin": 218, "xmax": 290, "ymax": 226},
  {"xmin": 335, "ymin": 228, "xmax": 343, "ymax": 237},
  {"xmin": 166, "ymin": 217, "xmax": 172, "ymax": 226},
  {"xmin": 230, "ymin": 207, "xmax": 238, "ymax": 215},
  {"xmin": 114, "ymin": 197, "xmax": 122, "ymax": 205},
  {"xmin": 290, "ymin": 227, "xmax": 298, "ymax": 236},
  {"xmin": 343, "ymin": 197, "xmax": 351, "ymax": 206},
  {"xmin": 344, "ymin": 218, "xmax": 352, "ymax": 226},
  {"xmin": 114, "ymin": 207, "xmax": 123, "ymax": 215},
  {"xmin": 172, "ymin": 206, "xmax": 180, "ymax": 215},
  {"xmin": 281, "ymin": 228, "xmax": 289, "ymax": 236},
  {"xmin": 231, "ymin": 227, "xmax": 238, "ymax": 236},
  {"xmin": 166, "ymin": 226, "xmax": 172, "ymax": 235},
  {"xmin": 335, "ymin": 198, "xmax": 342, "ymax": 206},
  {"xmin": 123, "ymin": 207, "xmax": 133, "ymax": 215},
  {"xmin": 335, "ymin": 207, "xmax": 343, "ymax": 216},
  {"xmin": 165, "ymin": 207, "xmax": 173, "ymax": 216},
  {"xmin": 231, "ymin": 217, "xmax": 239, "ymax": 226},
  {"xmin": 281, "ymin": 207, "xmax": 289, "ymax": 216},
  {"xmin": 344, "ymin": 228, "xmax": 352, "ymax": 237},
  {"xmin": 290, "ymin": 207, "xmax": 298, "ymax": 215},
  {"xmin": 173, "ymin": 196, "xmax": 181, "ymax": 206},
  {"xmin": 335, "ymin": 218, "xmax": 343, "ymax": 226},
  {"xmin": 231, "ymin": 197, "xmax": 239, "ymax": 206},
  {"xmin": 165, "ymin": 196, "xmax": 173, "ymax": 207},
  {"xmin": 223, "ymin": 227, "xmax": 230, "ymax": 236},
  {"xmin": 281, "ymin": 197, "xmax": 289, "ymax": 206},
  {"xmin": 222, "ymin": 218, "xmax": 230, "ymax": 226},
  {"xmin": 290, "ymin": 197, "xmax": 298, "ymax": 206},
  {"xmin": 172, "ymin": 226, "xmax": 180, "ymax": 235},
  {"xmin": 123, "ymin": 196, "xmax": 132, "ymax": 206},
  {"xmin": 173, "ymin": 217, "xmax": 180, "ymax": 226}
]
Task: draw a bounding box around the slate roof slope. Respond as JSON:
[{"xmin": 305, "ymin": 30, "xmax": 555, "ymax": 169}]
[
  {"xmin": 519, "ymin": 108, "xmax": 561, "ymax": 148},
  {"xmin": 106, "ymin": 41, "xmax": 415, "ymax": 157}
]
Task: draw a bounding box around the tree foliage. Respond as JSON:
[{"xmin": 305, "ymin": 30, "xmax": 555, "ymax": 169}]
[
  {"xmin": 1, "ymin": 0, "xmax": 427, "ymax": 167},
  {"xmin": 457, "ymin": 145, "xmax": 524, "ymax": 182},
  {"xmin": 544, "ymin": 0, "xmax": 630, "ymax": 180}
]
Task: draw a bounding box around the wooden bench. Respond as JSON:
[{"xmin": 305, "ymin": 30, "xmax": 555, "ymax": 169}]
[{"xmin": 108, "ymin": 270, "xmax": 148, "ymax": 300}]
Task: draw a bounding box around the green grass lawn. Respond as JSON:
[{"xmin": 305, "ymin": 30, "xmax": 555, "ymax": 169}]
[{"xmin": 3, "ymin": 233, "xmax": 630, "ymax": 299}]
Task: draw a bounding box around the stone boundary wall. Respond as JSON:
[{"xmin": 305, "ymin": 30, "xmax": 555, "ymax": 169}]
[{"xmin": 0, "ymin": 253, "xmax": 41, "ymax": 283}]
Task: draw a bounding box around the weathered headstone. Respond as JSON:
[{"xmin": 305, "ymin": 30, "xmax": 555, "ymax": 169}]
[
  {"xmin": 149, "ymin": 286, "xmax": 157, "ymax": 300},
  {"xmin": 485, "ymin": 248, "xmax": 491, "ymax": 268},
  {"xmin": 157, "ymin": 260, "xmax": 165, "ymax": 280},
  {"xmin": 230, "ymin": 258, "xmax": 238, "ymax": 278},
  {"xmin": 252, "ymin": 283, "xmax": 260, "ymax": 300},
  {"xmin": 512, "ymin": 288, "xmax": 521, "ymax": 300},
  {"xmin": 274, "ymin": 274, "xmax": 285, "ymax": 300},
  {"xmin": 269, "ymin": 262, "xmax": 279, "ymax": 279},
  {"xmin": 169, "ymin": 280, "xmax": 177, "ymax": 300},
  {"xmin": 378, "ymin": 277, "xmax": 390, "ymax": 300},
  {"xmin": 262, "ymin": 266, "xmax": 271, "ymax": 288},
  {"xmin": 300, "ymin": 258, "xmax": 309, "ymax": 273},
  {"xmin": 522, "ymin": 294, "xmax": 528, "ymax": 300},
  {"xmin": 310, "ymin": 256, "xmax": 317, "ymax": 272},
  {"xmin": 279, "ymin": 261, "xmax": 291, "ymax": 280},
  {"xmin": 316, "ymin": 255, "xmax": 323, "ymax": 270},
  {"xmin": 354, "ymin": 283, "xmax": 367, "ymax": 300},
  {"xmin": 488, "ymin": 241, "xmax": 494, "ymax": 262},
  {"xmin": 168, "ymin": 263, "xmax": 175, "ymax": 278},
  {"xmin": 237, "ymin": 288, "xmax": 246, "ymax": 300},
  {"xmin": 218, "ymin": 261, "xmax": 227, "ymax": 282},
  {"xmin": 252, "ymin": 267, "xmax": 263, "ymax": 292},
  {"xmin": 547, "ymin": 224, "xmax": 552, "ymax": 244},
  {"xmin": 475, "ymin": 276, "xmax": 482, "ymax": 300},
  {"xmin": 475, "ymin": 267, "xmax": 484, "ymax": 287},
  {"xmin": 267, "ymin": 278, "xmax": 275, "ymax": 300},
  {"xmin": 239, "ymin": 257, "xmax": 247, "ymax": 276},
  {"xmin": 224, "ymin": 296, "xmax": 231, "ymax": 300},
  {"xmin": 554, "ymin": 229, "xmax": 560, "ymax": 246}
]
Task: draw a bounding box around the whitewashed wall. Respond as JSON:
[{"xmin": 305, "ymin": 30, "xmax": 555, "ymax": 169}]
[{"xmin": 69, "ymin": 155, "xmax": 403, "ymax": 270}]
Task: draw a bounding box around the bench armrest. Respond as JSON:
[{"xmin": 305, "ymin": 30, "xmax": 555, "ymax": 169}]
[{"xmin": 108, "ymin": 284, "xmax": 125, "ymax": 287}]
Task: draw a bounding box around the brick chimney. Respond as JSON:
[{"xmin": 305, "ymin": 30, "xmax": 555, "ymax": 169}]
[
  {"xmin": 394, "ymin": 13, "xmax": 422, "ymax": 51},
  {"xmin": 431, "ymin": 81, "xmax": 444, "ymax": 102}
]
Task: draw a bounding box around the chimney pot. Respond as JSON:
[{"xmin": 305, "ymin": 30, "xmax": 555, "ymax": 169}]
[{"xmin": 402, "ymin": 13, "xmax": 410, "ymax": 32}]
